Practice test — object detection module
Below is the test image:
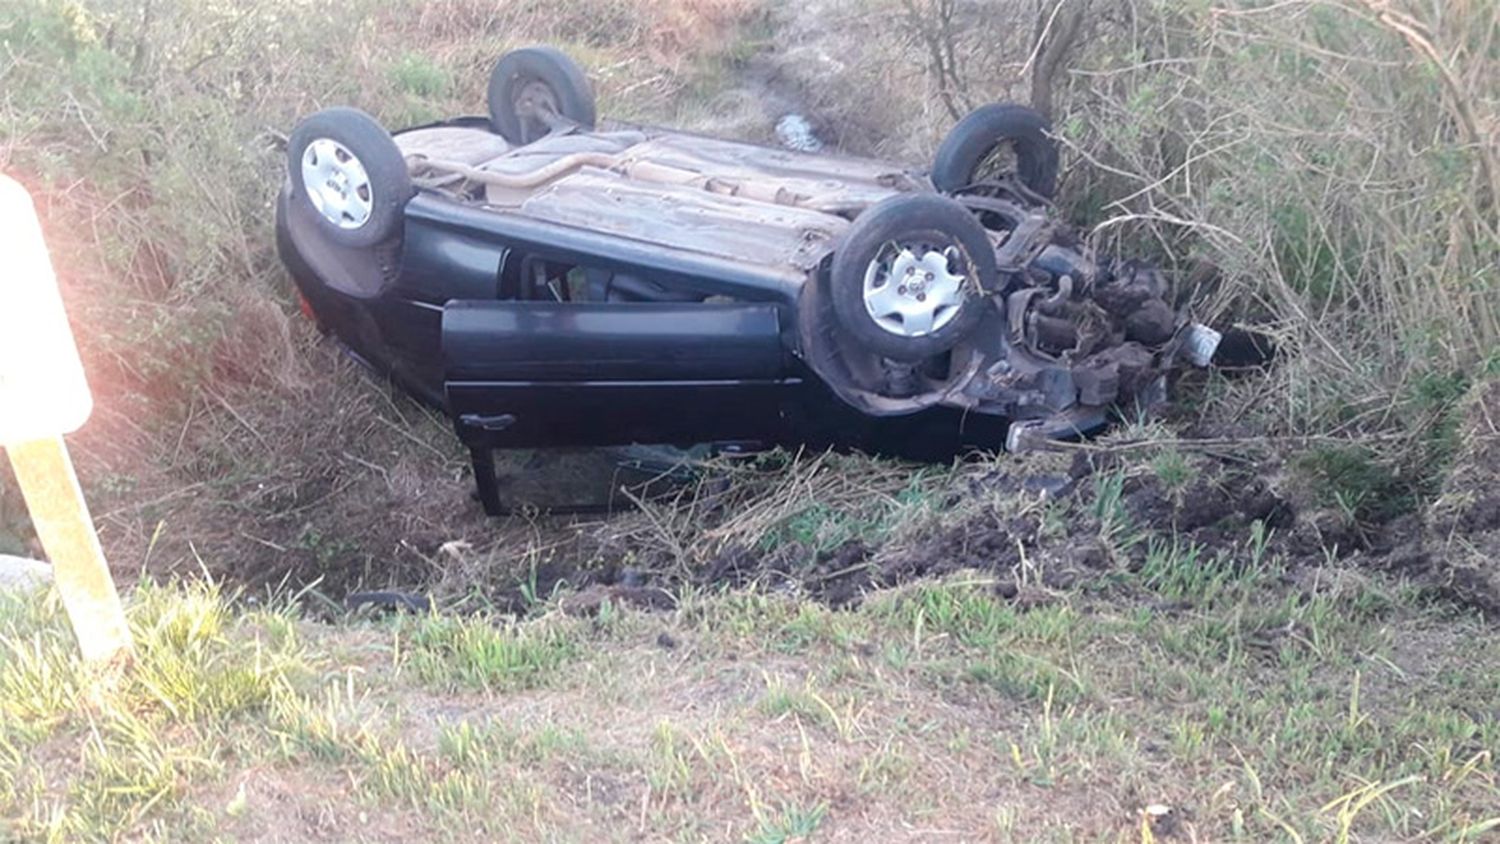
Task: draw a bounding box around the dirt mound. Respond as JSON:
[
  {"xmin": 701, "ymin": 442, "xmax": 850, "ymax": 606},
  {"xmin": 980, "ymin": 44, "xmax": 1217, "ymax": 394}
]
[
  {"xmin": 595, "ymin": 447, "xmax": 1315, "ymax": 612},
  {"xmin": 1421, "ymin": 379, "xmax": 1500, "ymax": 613},
  {"xmin": 537, "ymin": 413, "xmax": 1500, "ymax": 619}
]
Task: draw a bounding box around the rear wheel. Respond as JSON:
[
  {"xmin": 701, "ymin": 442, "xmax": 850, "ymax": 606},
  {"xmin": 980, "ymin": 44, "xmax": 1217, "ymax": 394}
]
[
  {"xmin": 288, "ymin": 107, "xmax": 412, "ymax": 248},
  {"xmin": 487, "ymin": 47, "xmax": 596, "ymax": 145},
  {"xmin": 830, "ymin": 194, "xmax": 997, "ymax": 362},
  {"xmin": 931, "ymin": 103, "xmax": 1059, "ymax": 198}
]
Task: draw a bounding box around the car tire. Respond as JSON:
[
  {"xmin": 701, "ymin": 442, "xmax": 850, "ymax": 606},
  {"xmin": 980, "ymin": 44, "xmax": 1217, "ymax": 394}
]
[
  {"xmin": 931, "ymin": 103, "xmax": 1059, "ymax": 198},
  {"xmin": 288, "ymin": 107, "xmax": 412, "ymax": 249},
  {"xmin": 830, "ymin": 193, "xmax": 997, "ymax": 362},
  {"xmin": 488, "ymin": 47, "xmax": 597, "ymax": 144}
]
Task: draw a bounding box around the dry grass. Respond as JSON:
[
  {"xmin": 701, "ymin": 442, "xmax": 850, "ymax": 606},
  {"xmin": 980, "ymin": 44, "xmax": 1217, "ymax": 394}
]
[
  {"xmin": 1, "ymin": 571, "xmax": 1496, "ymax": 841},
  {"xmin": 0, "ymin": 0, "xmax": 775, "ymax": 583},
  {"xmin": 1056, "ymin": 1, "xmax": 1498, "ymax": 435},
  {"xmin": 757, "ymin": 0, "xmax": 1497, "ymax": 435},
  {"xmin": 3, "ymin": 0, "xmax": 1491, "ymax": 587}
]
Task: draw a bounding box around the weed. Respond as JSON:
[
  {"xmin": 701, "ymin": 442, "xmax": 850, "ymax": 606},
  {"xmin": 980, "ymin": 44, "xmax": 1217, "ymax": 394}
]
[
  {"xmin": 398, "ymin": 612, "xmax": 580, "ymax": 692},
  {"xmin": 776, "ymin": 602, "xmax": 865, "ymax": 652},
  {"xmin": 1136, "ymin": 537, "xmax": 1247, "ymax": 605},
  {"xmin": 747, "ymin": 800, "xmax": 828, "ymax": 844},
  {"xmin": 518, "ymin": 724, "xmax": 591, "ymax": 763},
  {"xmin": 1093, "ymin": 471, "xmax": 1144, "ymax": 556},
  {"xmin": 271, "ymin": 672, "xmax": 374, "ymax": 762},
  {"xmin": 647, "ymin": 720, "xmax": 701, "ymax": 796},
  {"xmin": 70, "ymin": 711, "xmax": 213, "ymax": 836},
  {"xmin": 1400, "ymin": 367, "xmax": 1475, "ymax": 494},
  {"xmin": 1295, "ymin": 445, "xmax": 1411, "ymax": 523},
  {"xmin": 129, "ymin": 580, "xmax": 297, "ymax": 720},
  {"xmin": 389, "ymin": 52, "xmax": 450, "ymax": 98},
  {"xmin": 296, "ymin": 528, "xmax": 361, "ymax": 571},
  {"xmin": 0, "ymin": 630, "xmax": 82, "ymax": 736},
  {"xmin": 436, "ymin": 719, "xmax": 499, "ymax": 768},
  {"xmin": 878, "ymin": 581, "xmax": 1015, "ymax": 649},
  {"xmin": 966, "ymin": 653, "xmax": 1083, "ymax": 705},
  {"xmin": 855, "ymin": 739, "xmax": 914, "ymax": 794},
  {"xmin": 758, "ymin": 672, "xmax": 858, "ymax": 738},
  {"xmin": 1150, "ymin": 449, "xmax": 1196, "ymax": 501}
]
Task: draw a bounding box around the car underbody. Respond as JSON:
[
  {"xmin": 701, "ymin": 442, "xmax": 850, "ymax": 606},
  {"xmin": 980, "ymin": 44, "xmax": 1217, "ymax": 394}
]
[
  {"xmin": 277, "ymin": 47, "xmax": 1218, "ymax": 514},
  {"xmin": 390, "ymin": 121, "xmax": 1208, "ymax": 444}
]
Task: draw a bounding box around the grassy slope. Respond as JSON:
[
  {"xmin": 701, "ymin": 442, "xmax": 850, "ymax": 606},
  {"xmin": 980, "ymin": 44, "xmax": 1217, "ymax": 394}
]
[
  {"xmin": 1, "ymin": 569, "xmax": 1497, "ymax": 842},
  {"xmin": 2, "ymin": 0, "xmax": 1498, "ymax": 840},
  {"xmin": 0, "ymin": 0, "xmax": 774, "ymax": 586},
  {"xmin": 0, "ymin": 0, "xmax": 1491, "ymax": 592}
]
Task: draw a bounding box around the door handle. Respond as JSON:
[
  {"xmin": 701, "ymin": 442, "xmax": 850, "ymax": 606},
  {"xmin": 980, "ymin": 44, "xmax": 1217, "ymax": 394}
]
[{"xmin": 458, "ymin": 413, "xmax": 516, "ymax": 433}]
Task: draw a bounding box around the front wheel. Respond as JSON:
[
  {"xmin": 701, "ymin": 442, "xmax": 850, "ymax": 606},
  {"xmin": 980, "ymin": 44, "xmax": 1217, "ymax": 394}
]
[
  {"xmin": 287, "ymin": 107, "xmax": 412, "ymax": 248},
  {"xmin": 829, "ymin": 194, "xmax": 998, "ymax": 362}
]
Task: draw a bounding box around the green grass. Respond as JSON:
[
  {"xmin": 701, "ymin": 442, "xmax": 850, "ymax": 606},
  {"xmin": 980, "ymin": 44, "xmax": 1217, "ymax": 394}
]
[
  {"xmin": 747, "ymin": 800, "xmax": 828, "ymax": 844},
  {"xmin": 1295, "ymin": 444, "xmax": 1414, "ymax": 524},
  {"xmin": 0, "ymin": 549, "xmax": 1496, "ymax": 840},
  {"xmin": 397, "ymin": 611, "xmax": 582, "ymax": 692}
]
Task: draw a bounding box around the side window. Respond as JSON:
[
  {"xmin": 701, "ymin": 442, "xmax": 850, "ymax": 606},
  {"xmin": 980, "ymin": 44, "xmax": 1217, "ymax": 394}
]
[{"xmin": 499, "ymin": 252, "xmax": 713, "ymax": 304}]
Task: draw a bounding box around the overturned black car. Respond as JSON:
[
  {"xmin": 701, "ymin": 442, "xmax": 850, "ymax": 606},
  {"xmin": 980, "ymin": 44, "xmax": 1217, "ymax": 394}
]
[{"xmin": 276, "ymin": 46, "xmax": 1218, "ymax": 515}]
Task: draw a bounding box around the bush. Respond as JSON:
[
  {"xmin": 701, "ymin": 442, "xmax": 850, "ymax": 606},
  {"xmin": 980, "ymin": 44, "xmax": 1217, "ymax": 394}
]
[
  {"xmin": 1054, "ymin": 2, "xmax": 1497, "ymax": 437},
  {"xmin": 791, "ymin": 0, "xmax": 1494, "ymax": 441}
]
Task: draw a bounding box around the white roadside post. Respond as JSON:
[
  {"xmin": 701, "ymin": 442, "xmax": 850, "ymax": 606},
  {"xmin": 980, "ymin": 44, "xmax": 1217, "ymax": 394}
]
[{"xmin": 0, "ymin": 174, "xmax": 133, "ymax": 663}]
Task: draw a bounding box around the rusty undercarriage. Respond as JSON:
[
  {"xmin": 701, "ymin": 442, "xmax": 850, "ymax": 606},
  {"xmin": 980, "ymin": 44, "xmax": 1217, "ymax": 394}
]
[
  {"xmin": 278, "ymin": 46, "xmax": 1218, "ymax": 512},
  {"xmin": 392, "ymin": 122, "xmax": 1215, "ymax": 448}
]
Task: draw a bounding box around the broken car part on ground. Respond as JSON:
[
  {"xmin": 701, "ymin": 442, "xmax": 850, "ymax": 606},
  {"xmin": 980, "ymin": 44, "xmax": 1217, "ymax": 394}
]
[{"xmin": 276, "ymin": 46, "xmax": 1219, "ymax": 515}]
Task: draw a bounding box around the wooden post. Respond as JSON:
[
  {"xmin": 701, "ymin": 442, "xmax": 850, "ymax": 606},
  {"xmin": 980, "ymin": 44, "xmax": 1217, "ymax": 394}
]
[{"xmin": 7, "ymin": 437, "xmax": 132, "ymax": 662}]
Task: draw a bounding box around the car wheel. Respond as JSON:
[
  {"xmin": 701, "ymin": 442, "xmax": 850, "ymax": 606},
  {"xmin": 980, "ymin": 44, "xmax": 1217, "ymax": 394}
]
[
  {"xmin": 931, "ymin": 103, "xmax": 1059, "ymax": 198},
  {"xmin": 830, "ymin": 193, "xmax": 997, "ymax": 362},
  {"xmin": 288, "ymin": 107, "xmax": 412, "ymax": 249},
  {"xmin": 488, "ymin": 47, "xmax": 597, "ymax": 145}
]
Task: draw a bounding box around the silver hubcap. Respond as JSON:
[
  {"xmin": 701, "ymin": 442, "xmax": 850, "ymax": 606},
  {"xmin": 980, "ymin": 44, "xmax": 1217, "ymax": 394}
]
[
  {"xmin": 862, "ymin": 244, "xmax": 968, "ymax": 337},
  {"xmin": 301, "ymin": 138, "xmax": 373, "ymax": 229}
]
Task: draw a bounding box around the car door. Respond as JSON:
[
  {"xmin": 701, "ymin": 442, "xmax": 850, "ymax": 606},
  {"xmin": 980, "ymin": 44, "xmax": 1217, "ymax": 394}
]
[
  {"xmin": 441, "ymin": 253, "xmax": 805, "ymax": 513},
  {"xmin": 444, "ymin": 298, "xmax": 800, "ymax": 446}
]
